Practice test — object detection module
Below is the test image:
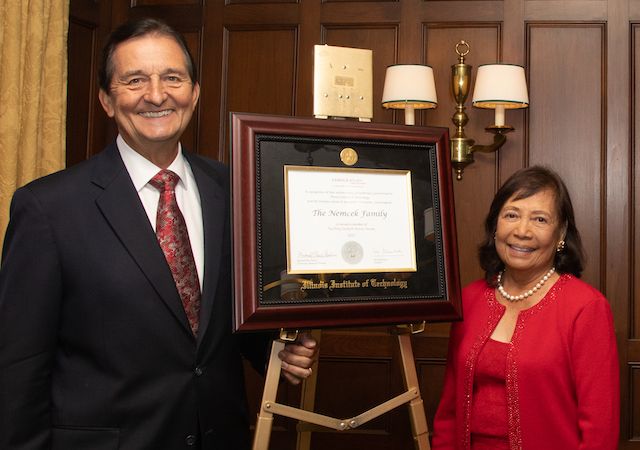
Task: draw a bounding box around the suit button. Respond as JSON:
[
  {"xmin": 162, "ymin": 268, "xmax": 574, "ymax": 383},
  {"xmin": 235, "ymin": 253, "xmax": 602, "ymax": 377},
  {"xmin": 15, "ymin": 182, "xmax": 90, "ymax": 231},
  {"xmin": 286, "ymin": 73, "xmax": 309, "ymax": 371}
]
[
  {"xmin": 185, "ymin": 434, "xmax": 197, "ymax": 446},
  {"xmin": 194, "ymin": 366, "xmax": 203, "ymax": 376}
]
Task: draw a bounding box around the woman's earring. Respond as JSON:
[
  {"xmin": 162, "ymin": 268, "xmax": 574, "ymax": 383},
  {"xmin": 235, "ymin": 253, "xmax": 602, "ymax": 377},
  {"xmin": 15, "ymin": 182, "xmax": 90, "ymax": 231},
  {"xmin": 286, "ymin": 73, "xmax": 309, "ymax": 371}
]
[{"xmin": 556, "ymin": 240, "xmax": 566, "ymax": 252}]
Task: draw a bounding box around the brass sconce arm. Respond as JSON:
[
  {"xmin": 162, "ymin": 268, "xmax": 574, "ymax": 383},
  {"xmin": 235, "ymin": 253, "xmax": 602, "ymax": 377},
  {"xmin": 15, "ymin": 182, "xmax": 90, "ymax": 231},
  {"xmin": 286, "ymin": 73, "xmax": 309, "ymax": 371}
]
[
  {"xmin": 471, "ymin": 127, "xmax": 511, "ymax": 153},
  {"xmin": 451, "ymin": 127, "xmax": 513, "ymax": 180},
  {"xmin": 472, "ymin": 133, "xmax": 506, "ymax": 153}
]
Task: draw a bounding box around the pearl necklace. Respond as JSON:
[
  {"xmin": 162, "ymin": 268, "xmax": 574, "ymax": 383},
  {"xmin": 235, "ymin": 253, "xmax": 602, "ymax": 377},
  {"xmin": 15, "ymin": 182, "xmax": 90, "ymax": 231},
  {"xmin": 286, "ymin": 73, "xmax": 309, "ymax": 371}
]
[{"xmin": 496, "ymin": 267, "xmax": 556, "ymax": 302}]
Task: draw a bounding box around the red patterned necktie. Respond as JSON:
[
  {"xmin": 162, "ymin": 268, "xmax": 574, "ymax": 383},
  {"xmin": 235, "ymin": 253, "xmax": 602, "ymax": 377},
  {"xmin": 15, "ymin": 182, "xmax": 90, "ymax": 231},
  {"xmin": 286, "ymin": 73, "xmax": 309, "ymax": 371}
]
[{"xmin": 149, "ymin": 169, "xmax": 201, "ymax": 336}]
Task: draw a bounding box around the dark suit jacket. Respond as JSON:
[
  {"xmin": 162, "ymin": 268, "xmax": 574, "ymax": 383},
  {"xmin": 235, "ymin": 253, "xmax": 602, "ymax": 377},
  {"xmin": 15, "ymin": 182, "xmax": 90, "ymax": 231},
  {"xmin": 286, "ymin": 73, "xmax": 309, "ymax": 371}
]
[{"xmin": 0, "ymin": 143, "xmax": 270, "ymax": 449}]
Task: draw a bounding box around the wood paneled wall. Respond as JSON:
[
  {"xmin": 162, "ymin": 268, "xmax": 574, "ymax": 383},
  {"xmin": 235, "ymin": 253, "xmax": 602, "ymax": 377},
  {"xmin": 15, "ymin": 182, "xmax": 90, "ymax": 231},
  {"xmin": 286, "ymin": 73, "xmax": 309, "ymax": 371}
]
[{"xmin": 68, "ymin": 0, "xmax": 639, "ymax": 448}]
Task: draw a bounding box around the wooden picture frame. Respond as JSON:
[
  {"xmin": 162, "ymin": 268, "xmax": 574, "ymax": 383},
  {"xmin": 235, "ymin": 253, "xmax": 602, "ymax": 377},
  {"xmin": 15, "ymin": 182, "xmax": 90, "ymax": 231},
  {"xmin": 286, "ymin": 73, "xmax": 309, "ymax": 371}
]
[{"xmin": 231, "ymin": 113, "xmax": 461, "ymax": 331}]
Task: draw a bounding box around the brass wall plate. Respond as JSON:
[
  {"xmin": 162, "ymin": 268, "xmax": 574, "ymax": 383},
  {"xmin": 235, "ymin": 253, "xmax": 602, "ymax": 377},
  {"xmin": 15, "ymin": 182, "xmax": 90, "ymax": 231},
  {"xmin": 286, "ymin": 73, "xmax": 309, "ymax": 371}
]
[{"xmin": 313, "ymin": 45, "xmax": 373, "ymax": 121}]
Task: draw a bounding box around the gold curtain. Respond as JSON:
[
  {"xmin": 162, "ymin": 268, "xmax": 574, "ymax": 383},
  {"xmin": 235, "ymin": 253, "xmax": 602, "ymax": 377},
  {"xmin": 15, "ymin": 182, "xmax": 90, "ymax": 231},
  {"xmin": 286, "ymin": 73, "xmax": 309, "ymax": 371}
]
[{"xmin": 0, "ymin": 0, "xmax": 69, "ymax": 251}]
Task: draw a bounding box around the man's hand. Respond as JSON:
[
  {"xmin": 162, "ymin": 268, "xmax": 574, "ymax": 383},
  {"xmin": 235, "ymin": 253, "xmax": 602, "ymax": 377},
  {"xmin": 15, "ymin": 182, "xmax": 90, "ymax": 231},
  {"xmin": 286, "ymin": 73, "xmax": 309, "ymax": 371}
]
[{"xmin": 278, "ymin": 332, "xmax": 318, "ymax": 385}]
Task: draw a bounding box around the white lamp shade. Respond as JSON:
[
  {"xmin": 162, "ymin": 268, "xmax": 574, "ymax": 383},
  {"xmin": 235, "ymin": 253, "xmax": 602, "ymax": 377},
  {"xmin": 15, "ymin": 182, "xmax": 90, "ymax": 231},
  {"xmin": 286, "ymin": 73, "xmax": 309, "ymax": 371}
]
[
  {"xmin": 472, "ymin": 64, "xmax": 529, "ymax": 109},
  {"xmin": 381, "ymin": 64, "xmax": 437, "ymax": 109}
]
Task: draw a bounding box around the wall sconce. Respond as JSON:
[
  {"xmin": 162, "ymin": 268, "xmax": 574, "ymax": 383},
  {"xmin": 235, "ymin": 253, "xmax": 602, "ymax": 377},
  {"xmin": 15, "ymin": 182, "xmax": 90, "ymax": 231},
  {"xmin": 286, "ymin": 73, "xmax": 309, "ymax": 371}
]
[
  {"xmin": 381, "ymin": 64, "xmax": 437, "ymax": 125},
  {"xmin": 450, "ymin": 41, "xmax": 529, "ymax": 180}
]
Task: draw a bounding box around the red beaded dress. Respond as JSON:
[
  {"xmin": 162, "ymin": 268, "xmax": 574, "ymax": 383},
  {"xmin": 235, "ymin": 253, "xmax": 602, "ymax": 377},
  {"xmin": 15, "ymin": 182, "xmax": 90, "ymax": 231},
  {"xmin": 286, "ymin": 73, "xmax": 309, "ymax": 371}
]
[{"xmin": 469, "ymin": 339, "xmax": 510, "ymax": 450}]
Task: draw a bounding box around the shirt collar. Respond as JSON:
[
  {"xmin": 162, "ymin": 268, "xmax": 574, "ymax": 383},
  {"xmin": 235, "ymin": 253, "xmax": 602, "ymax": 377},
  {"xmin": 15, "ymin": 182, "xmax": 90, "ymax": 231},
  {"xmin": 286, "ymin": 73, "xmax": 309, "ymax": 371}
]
[{"xmin": 116, "ymin": 135, "xmax": 189, "ymax": 192}]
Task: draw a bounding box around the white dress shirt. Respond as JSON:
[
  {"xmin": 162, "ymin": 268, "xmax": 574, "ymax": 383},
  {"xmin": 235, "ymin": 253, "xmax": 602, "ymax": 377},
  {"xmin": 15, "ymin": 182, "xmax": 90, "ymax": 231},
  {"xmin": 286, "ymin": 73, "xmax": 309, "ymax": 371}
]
[{"xmin": 117, "ymin": 135, "xmax": 204, "ymax": 289}]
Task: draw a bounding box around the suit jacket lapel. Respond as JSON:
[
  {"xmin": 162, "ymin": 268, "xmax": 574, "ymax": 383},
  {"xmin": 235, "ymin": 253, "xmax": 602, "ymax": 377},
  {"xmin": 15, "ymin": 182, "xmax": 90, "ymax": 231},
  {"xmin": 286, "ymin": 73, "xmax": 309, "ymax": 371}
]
[
  {"xmin": 186, "ymin": 155, "xmax": 226, "ymax": 345},
  {"xmin": 91, "ymin": 143, "xmax": 194, "ymax": 337}
]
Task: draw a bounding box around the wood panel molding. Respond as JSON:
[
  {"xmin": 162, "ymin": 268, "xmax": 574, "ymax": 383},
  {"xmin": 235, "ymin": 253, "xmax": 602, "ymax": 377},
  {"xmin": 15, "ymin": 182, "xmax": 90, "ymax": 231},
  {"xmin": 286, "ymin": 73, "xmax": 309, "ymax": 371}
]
[
  {"xmin": 122, "ymin": 4, "xmax": 203, "ymax": 27},
  {"xmin": 631, "ymin": 365, "xmax": 640, "ymax": 440},
  {"xmin": 67, "ymin": 0, "xmax": 114, "ymax": 165},
  {"xmin": 220, "ymin": 25, "xmax": 298, "ymax": 160},
  {"xmin": 526, "ymin": 21, "xmax": 606, "ymax": 288},
  {"xmin": 629, "ymin": 26, "xmax": 640, "ymax": 445},
  {"xmin": 525, "ymin": 1, "xmax": 607, "ymax": 21},
  {"xmin": 67, "ymin": 19, "xmax": 99, "ymax": 166},
  {"xmin": 416, "ymin": 358, "xmax": 447, "ymax": 429},
  {"xmin": 632, "ymin": 22, "xmax": 640, "ymax": 340},
  {"xmin": 227, "ymin": 0, "xmax": 298, "ymax": 5},
  {"xmin": 131, "ymin": 0, "xmax": 202, "ymax": 6}
]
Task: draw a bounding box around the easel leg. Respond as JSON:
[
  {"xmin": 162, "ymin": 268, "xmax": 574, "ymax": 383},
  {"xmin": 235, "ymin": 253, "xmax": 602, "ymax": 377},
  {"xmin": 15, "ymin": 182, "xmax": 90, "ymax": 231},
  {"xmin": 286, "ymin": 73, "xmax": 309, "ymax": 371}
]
[
  {"xmin": 296, "ymin": 329, "xmax": 322, "ymax": 450},
  {"xmin": 397, "ymin": 333, "xmax": 431, "ymax": 450},
  {"xmin": 252, "ymin": 340, "xmax": 286, "ymax": 450}
]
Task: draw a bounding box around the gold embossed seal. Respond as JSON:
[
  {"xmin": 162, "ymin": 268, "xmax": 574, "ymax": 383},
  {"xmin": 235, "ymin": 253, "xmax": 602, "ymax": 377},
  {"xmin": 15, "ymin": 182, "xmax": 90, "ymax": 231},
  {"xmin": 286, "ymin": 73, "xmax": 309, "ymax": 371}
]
[{"xmin": 340, "ymin": 147, "xmax": 358, "ymax": 166}]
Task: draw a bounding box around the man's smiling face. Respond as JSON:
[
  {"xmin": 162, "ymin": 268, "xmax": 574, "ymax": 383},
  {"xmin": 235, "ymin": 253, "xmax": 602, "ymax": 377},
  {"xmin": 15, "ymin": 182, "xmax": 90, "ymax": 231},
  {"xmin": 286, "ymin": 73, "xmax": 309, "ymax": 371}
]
[{"xmin": 98, "ymin": 34, "xmax": 199, "ymax": 160}]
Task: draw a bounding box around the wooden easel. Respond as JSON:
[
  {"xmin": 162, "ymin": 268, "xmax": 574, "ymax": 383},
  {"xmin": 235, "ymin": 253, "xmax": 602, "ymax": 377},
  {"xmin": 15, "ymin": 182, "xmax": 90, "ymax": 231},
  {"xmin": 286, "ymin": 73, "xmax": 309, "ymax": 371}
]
[{"xmin": 252, "ymin": 324, "xmax": 431, "ymax": 450}]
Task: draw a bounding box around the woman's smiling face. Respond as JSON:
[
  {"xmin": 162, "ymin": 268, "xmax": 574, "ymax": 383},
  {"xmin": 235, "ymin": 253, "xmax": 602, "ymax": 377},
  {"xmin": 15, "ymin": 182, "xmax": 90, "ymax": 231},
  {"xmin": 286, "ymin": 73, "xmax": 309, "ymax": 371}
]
[{"xmin": 495, "ymin": 188, "xmax": 564, "ymax": 278}]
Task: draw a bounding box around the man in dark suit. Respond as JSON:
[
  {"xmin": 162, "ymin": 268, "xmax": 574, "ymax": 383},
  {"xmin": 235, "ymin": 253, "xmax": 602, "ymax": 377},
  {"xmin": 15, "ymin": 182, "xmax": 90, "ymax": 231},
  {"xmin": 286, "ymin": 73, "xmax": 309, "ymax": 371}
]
[{"xmin": 0, "ymin": 18, "xmax": 316, "ymax": 449}]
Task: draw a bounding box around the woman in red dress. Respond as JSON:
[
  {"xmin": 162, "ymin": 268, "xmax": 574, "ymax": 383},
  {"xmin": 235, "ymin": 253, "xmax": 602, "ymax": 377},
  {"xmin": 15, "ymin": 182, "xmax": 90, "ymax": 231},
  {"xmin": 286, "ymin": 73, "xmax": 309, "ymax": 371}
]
[{"xmin": 432, "ymin": 166, "xmax": 619, "ymax": 450}]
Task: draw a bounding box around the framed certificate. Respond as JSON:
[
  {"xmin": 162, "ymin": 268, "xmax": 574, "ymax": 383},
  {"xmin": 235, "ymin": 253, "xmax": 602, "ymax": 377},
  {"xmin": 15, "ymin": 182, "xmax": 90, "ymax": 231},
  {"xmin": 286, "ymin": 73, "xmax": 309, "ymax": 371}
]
[
  {"xmin": 231, "ymin": 113, "xmax": 461, "ymax": 331},
  {"xmin": 284, "ymin": 166, "xmax": 417, "ymax": 274}
]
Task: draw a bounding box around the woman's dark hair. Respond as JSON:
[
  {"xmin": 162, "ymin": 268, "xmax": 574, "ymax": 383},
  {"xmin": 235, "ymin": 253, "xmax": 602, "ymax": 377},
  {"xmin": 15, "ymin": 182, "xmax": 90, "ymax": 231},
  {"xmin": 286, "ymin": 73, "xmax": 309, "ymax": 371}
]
[
  {"xmin": 478, "ymin": 166, "xmax": 584, "ymax": 285},
  {"xmin": 98, "ymin": 17, "xmax": 196, "ymax": 92}
]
